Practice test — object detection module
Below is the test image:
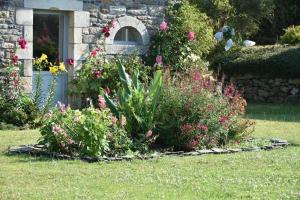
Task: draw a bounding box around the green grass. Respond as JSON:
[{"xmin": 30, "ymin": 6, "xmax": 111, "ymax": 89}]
[{"xmin": 0, "ymin": 104, "xmax": 300, "ymax": 199}]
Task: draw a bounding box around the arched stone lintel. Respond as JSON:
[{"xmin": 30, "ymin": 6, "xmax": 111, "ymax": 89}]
[{"xmin": 105, "ymin": 16, "xmax": 150, "ymax": 46}]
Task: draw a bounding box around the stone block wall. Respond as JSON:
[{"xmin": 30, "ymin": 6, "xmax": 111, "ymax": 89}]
[
  {"xmin": 229, "ymin": 75, "xmax": 300, "ymax": 103},
  {"xmin": 0, "ymin": 0, "xmax": 167, "ymax": 96},
  {"xmin": 81, "ymin": 0, "xmax": 166, "ymax": 51}
]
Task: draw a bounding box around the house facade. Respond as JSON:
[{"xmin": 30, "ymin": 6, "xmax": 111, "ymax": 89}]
[{"xmin": 0, "ymin": 0, "xmax": 166, "ymax": 104}]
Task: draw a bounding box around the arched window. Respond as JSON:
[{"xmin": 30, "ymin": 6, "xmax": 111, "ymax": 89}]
[{"xmin": 114, "ymin": 26, "xmax": 143, "ymax": 45}]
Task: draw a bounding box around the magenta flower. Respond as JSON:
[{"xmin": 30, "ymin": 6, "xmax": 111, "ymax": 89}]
[
  {"xmin": 146, "ymin": 130, "xmax": 153, "ymax": 138},
  {"xmin": 18, "ymin": 38, "xmax": 28, "ymax": 49},
  {"xmin": 66, "ymin": 58, "xmax": 74, "ymax": 65},
  {"xmin": 159, "ymin": 21, "xmax": 168, "ymax": 31},
  {"xmin": 98, "ymin": 95, "xmax": 106, "ymax": 109},
  {"xmin": 187, "ymin": 31, "xmax": 196, "ymax": 41},
  {"xmin": 94, "ymin": 70, "xmax": 102, "ymax": 79},
  {"xmin": 90, "ymin": 49, "xmax": 98, "ymax": 57},
  {"xmin": 104, "ymin": 87, "xmax": 110, "ymax": 94},
  {"xmin": 156, "ymin": 55, "xmax": 163, "ymax": 65}
]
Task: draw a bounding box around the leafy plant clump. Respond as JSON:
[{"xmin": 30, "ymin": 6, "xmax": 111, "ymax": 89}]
[
  {"xmin": 104, "ymin": 61, "xmax": 163, "ymax": 153},
  {"xmin": 155, "ymin": 69, "xmax": 254, "ymax": 151},
  {"xmin": 280, "ymin": 25, "xmax": 300, "ymax": 45},
  {"xmin": 146, "ymin": 0, "xmax": 214, "ymax": 72},
  {"xmin": 39, "ymin": 102, "xmax": 132, "ymax": 157}
]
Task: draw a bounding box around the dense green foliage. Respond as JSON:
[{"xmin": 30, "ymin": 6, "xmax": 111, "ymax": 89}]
[
  {"xmin": 147, "ymin": 0, "xmax": 214, "ymax": 71},
  {"xmin": 212, "ymin": 45, "xmax": 300, "ymax": 78},
  {"xmin": 280, "ymin": 25, "xmax": 300, "ymax": 45},
  {"xmin": 40, "ymin": 104, "xmax": 132, "ymax": 157},
  {"xmin": 105, "ymin": 62, "xmax": 162, "ymax": 153}
]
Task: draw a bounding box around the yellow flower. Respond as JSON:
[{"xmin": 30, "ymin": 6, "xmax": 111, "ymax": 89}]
[
  {"xmin": 35, "ymin": 58, "xmax": 42, "ymax": 65},
  {"xmin": 49, "ymin": 66, "xmax": 58, "ymax": 75},
  {"xmin": 40, "ymin": 53, "xmax": 48, "ymax": 61},
  {"xmin": 58, "ymin": 62, "xmax": 66, "ymax": 72}
]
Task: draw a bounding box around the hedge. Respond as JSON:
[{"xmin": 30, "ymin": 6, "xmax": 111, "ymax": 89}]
[{"xmin": 211, "ymin": 45, "xmax": 300, "ymax": 78}]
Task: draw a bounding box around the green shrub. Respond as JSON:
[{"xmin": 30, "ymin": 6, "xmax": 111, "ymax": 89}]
[
  {"xmin": 146, "ymin": 0, "xmax": 214, "ymax": 72},
  {"xmin": 155, "ymin": 70, "xmax": 253, "ymax": 151},
  {"xmin": 69, "ymin": 54, "xmax": 151, "ymax": 107},
  {"xmin": 211, "ymin": 45, "xmax": 300, "ymax": 78},
  {"xmin": 39, "ymin": 103, "xmax": 132, "ymax": 157},
  {"xmin": 280, "ymin": 25, "xmax": 300, "ymax": 45}
]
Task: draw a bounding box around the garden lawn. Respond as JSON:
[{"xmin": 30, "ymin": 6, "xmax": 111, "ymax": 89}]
[{"xmin": 0, "ymin": 104, "xmax": 300, "ymax": 200}]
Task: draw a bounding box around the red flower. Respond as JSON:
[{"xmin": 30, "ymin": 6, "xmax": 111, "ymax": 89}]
[
  {"xmin": 224, "ymin": 84, "xmax": 236, "ymax": 98},
  {"xmin": 10, "ymin": 54, "xmax": 18, "ymax": 64},
  {"xmin": 18, "ymin": 38, "xmax": 28, "ymax": 49},
  {"xmin": 104, "ymin": 87, "xmax": 110, "ymax": 94},
  {"xmin": 102, "ymin": 25, "xmax": 110, "ymax": 38},
  {"xmin": 66, "ymin": 58, "xmax": 74, "ymax": 65},
  {"xmin": 94, "ymin": 70, "xmax": 102, "ymax": 79}
]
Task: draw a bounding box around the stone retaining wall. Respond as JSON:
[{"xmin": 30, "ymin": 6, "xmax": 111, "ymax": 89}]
[{"xmin": 229, "ymin": 75, "xmax": 300, "ymax": 103}]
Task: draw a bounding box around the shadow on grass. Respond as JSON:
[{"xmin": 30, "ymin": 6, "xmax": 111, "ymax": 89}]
[{"xmin": 246, "ymin": 103, "xmax": 300, "ymax": 122}]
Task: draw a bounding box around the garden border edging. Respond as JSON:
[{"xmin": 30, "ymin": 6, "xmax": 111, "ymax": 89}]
[{"xmin": 7, "ymin": 138, "xmax": 289, "ymax": 163}]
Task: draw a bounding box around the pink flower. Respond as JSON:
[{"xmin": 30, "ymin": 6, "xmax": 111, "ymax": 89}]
[
  {"xmin": 57, "ymin": 101, "xmax": 67, "ymax": 113},
  {"xmin": 112, "ymin": 116, "xmax": 118, "ymax": 125},
  {"xmin": 91, "ymin": 49, "xmax": 98, "ymax": 57},
  {"xmin": 224, "ymin": 84, "xmax": 236, "ymax": 98},
  {"xmin": 197, "ymin": 124, "xmax": 208, "ymax": 132},
  {"xmin": 180, "ymin": 123, "xmax": 193, "ymax": 133},
  {"xmin": 94, "ymin": 70, "xmax": 102, "ymax": 79},
  {"xmin": 110, "ymin": 19, "xmax": 117, "ymax": 28},
  {"xmin": 156, "ymin": 55, "xmax": 163, "ymax": 65},
  {"xmin": 219, "ymin": 116, "xmax": 228, "ymax": 124},
  {"xmin": 146, "ymin": 130, "xmax": 153, "ymax": 138},
  {"xmin": 121, "ymin": 115, "xmax": 126, "ymax": 126},
  {"xmin": 98, "ymin": 95, "xmax": 106, "ymax": 109},
  {"xmin": 66, "ymin": 58, "xmax": 74, "ymax": 65},
  {"xmin": 187, "ymin": 31, "xmax": 196, "ymax": 41},
  {"xmin": 18, "ymin": 38, "xmax": 28, "ymax": 49},
  {"xmin": 159, "ymin": 21, "xmax": 168, "ymax": 31}
]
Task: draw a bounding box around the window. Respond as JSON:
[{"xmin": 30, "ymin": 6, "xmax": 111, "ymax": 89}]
[
  {"xmin": 114, "ymin": 26, "xmax": 143, "ymax": 45},
  {"xmin": 33, "ymin": 11, "xmax": 68, "ymax": 70}
]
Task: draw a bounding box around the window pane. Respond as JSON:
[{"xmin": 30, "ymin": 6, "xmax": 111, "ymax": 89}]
[
  {"xmin": 114, "ymin": 26, "xmax": 142, "ymax": 44},
  {"xmin": 33, "ymin": 14, "xmax": 60, "ymax": 67}
]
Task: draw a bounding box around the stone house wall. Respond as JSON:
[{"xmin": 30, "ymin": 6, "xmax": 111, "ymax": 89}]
[
  {"xmin": 0, "ymin": 0, "xmax": 167, "ymax": 97},
  {"xmin": 229, "ymin": 75, "xmax": 300, "ymax": 103}
]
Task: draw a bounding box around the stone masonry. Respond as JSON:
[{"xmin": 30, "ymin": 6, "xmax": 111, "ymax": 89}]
[{"xmin": 229, "ymin": 74, "xmax": 300, "ymax": 103}]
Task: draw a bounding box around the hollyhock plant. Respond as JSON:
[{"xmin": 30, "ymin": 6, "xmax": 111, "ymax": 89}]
[
  {"xmin": 94, "ymin": 70, "xmax": 102, "ymax": 79},
  {"xmin": 90, "ymin": 49, "xmax": 99, "ymax": 57},
  {"xmin": 18, "ymin": 38, "xmax": 28, "ymax": 49},
  {"xmin": 187, "ymin": 31, "xmax": 196, "ymax": 41},
  {"xmin": 110, "ymin": 19, "xmax": 117, "ymax": 28},
  {"xmin": 10, "ymin": 53, "xmax": 18, "ymax": 64},
  {"xmin": 159, "ymin": 21, "xmax": 168, "ymax": 31}
]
